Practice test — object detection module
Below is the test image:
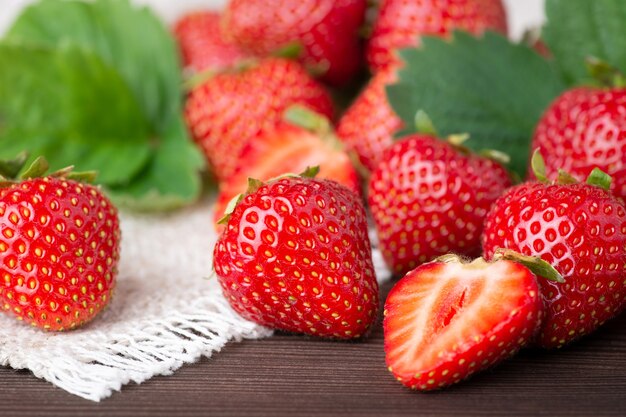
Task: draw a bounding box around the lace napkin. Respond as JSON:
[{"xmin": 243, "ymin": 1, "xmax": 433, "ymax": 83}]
[{"xmin": 0, "ymin": 199, "xmax": 391, "ymax": 401}]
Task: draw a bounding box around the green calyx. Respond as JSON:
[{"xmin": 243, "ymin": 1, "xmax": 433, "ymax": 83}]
[
  {"xmin": 586, "ymin": 57, "xmax": 626, "ymax": 88},
  {"xmin": 414, "ymin": 110, "xmax": 440, "ymax": 137},
  {"xmin": 493, "ymin": 248, "xmax": 565, "ymax": 283},
  {"xmin": 0, "ymin": 153, "xmax": 97, "ymax": 187},
  {"xmin": 0, "ymin": 151, "xmax": 28, "ymax": 180},
  {"xmin": 272, "ymin": 42, "xmax": 303, "ymax": 61},
  {"xmin": 531, "ymin": 150, "xmax": 612, "ymax": 190},
  {"xmin": 216, "ymin": 166, "xmax": 320, "ymax": 225},
  {"xmin": 586, "ymin": 167, "xmax": 612, "ymax": 190},
  {"xmin": 414, "ymin": 110, "xmax": 511, "ymax": 166},
  {"xmin": 284, "ymin": 105, "xmax": 333, "ymax": 137},
  {"xmin": 530, "ymin": 150, "xmax": 549, "ymax": 183}
]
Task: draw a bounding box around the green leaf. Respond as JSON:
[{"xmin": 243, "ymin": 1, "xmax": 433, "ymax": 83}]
[
  {"xmin": 5, "ymin": 0, "xmax": 183, "ymax": 132},
  {"xmin": 586, "ymin": 168, "xmax": 612, "ymax": 190},
  {"xmin": 386, "ymin": 31, "xmax": 567, "ymax": 176},
  {"xmin": 106, "ymin": 116, "xmax": 205, "ymax": 211},
  {"xmin": 544, "ymin": 0, "xmax": 626, "ymax": 86},
  {"xmin": 2, "ymin": 0, "xmax": 206, "ymax": 210},
  {"xmin": 0, "ymin": 42, "xmax": 151, "ymax": 186}
]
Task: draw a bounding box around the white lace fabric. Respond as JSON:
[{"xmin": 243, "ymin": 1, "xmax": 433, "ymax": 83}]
[{"xmin": 0, "ymin": 198, "xmax": 391, "ymax": 401}]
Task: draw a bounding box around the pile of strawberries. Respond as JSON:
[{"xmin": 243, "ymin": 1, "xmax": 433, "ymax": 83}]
[
  {"xmin": 180, "ymin": 0, "xmax": 625, "ymax": 390},
  {"xmin": 0, "ymin": 0, "xmax": 624, "ymax": 392}
]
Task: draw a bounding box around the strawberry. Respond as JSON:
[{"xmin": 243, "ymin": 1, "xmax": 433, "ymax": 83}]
[
  {"xmin": 384, "ymin": 255, "xmax": 543, "ymax": 390},
  {"xmin": 223, "ymin": 0, "xmax": 367, "ymax": 86},
  {"xmin": 213, "ymin": 170, "xmax": 379, "ymax": 339},
  {"xmin": 173, "ymin": 11, "xmax": 249, "ymax": 73},
  {"xmin": 483, "ymin": 155, "xmax": 626, "ymax": 348},
  {"xmin": 212, "ymin": 107, "xmax": 360, "ymax": 229},
  {"xmin": 366, "ymin": 0, "xmax": 508, "ymax": 72},
  {"xmin": 529, "ymin": 87, "xmax": 626, "ymax": 201},
  {"xmin": 0, "ymin": 156, "xmax": 121, "ymax": 331},
  {"xmin": 184, "ymin": 57, "xmax": 334, "ymax": 182},
  {"xmin": 337, "ymin": 69, "xmax": 403, "ymax": 173},
  {"xmin": 368, "ymin": 133, "xmax": 512, "ymax": 275}
]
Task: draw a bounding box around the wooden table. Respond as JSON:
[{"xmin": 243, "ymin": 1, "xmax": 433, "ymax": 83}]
[{"xmin": 1, "ymin": 280, "xmax": 625, "ymax": 417}]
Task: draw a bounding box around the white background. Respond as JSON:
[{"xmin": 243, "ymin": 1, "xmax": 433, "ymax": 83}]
[{"xmin": 1, "ymin": 0, "xmax": 544, "ymax": 38}]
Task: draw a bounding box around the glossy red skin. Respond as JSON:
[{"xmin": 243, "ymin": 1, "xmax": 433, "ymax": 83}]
[
  {"xmin": 0, "ymin": 177, "xmax": 121, "ymax": 331},
  {"xmin": 213, "ymin": 177, "xmax": 379, "ymax": 339},
  {"xmin": 224, "ymin": 0, "xmax": 367, "ymax": 86},
  {"xmin": 173, "ymin": 11, "xmax": 249, "ymax": 73},
  {"xmin": 530, "ymin": 87, "xmax": 626, "ymax": 202},
  {"xmin": 367, "ymin": 0, "xmax": 508, "ymax": 72},
  {"xmin": 212, "ymin": 123, "xmax": 360, "ymax": 230},
  {"xmin": 184, "ymin": 58, "xmax": 334, "ymax": 181},
  {"xmin": 483, "ymin": 182, "xmax": 626, "ymax": 348},
  {"xmin": 337, "ymin": 69, "xmax": 403, "ymax": 172},
  {"xmin": 368, "ymin": 134, "xmax": 512, "ymax": 275},
  {"xmin": 384, "ymin": 258, "xmax": 542, "ymax": 390}
]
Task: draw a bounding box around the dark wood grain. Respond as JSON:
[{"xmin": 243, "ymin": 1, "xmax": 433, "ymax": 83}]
[{"xmin": 1, "ymin": 281, "xmax": 625, "ymax": 417}]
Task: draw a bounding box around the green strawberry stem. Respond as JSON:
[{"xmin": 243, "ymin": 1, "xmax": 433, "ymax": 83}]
[
  {"xmin": 586, "ymin": 167, "xmax": 612, "ymax": 190},
  {"xmin": 183, "ymin": 69, "xmax": 217, "ymax": 91},
  {"xmin": 300, "ymin": 166, "xmax": 320, "ymax": 178},
  {"xmin": 493, "ymin": 248, "xmax": 564, "ymax": 283},
  {"xmin": 556, "ymin": 169, "xmax": 578, "ymax": 185},
  {"xmin": 284, "ymin": 105, "xmax": 332, "ymax": 136},
  {"xmin": 478, "ymin": 149, "xmax": 511, "ymax": 166},
  {"xmin": 415, "ymin": 110, "xmax": 511, "ymax": 166},
  {"xmin": 217, "ymin": 166, "xmax": 321, "ymax": 225},
  {"xmin": 283, "ymin": 105, "xmax": 370, "ymax": 179},
  {"xmin": 0, "ymin": 152, "xmax": 28, "ymax": 179},
  {"xmin": 530, "ymin": 149, "xmax": 549, "ymax": 182},
  {"xmin": 0, "ymin": 153, "xmax": 97, "ymax": 186},
  {"xmin": 533, "ymin": 149, "xmax": 613, "ymax": 190},
  {"xmin": 414, "ymin": 110, "xmax": 440, "ymax": 136},
  {"xmin": 217, "ymin": 193, "xmax": 244, "ymax": 225},
  {"xmin": 435, "ymin": 253, "xmax": 469, "ymax": 264},
  {"xmin": 586, "ymin": 56, "xmax": 626, "ymax": 88},
  {"xmin": 272, "ymin": 42, "xmax": 303, "ymax": 60},
  {"xmin": 246, "ymin": 177, "xmax": 264, "ymax": 195},
  {"xmin": 21, "ymin": 156, "xmax": 50, "ymax": 179}
]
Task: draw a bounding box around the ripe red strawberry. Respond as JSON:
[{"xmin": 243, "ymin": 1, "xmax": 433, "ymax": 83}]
[
  {"xmin": 0, "ymin": 156, "xmax": 121, "ymax": 331},
  {"xmin": 483, "ymin": 162, "xmax": 626, "ymax": 349},
  {"xmin": 530, "ymin": 87, "xmax": 626, "ymax": 201},
  {"xmin": 337, "ymin": 69, "xmax": 403, "ymax": 172},
  {"xmin": 212, "ymin": 109, "xmax": 360, "ymax": 229},
  {"xmin": 368, "ymin": 134, "xmax": 512, "ymax": 275},
  {"xmin": 213, "ymin": 172, "xmax": 379, "ymax": 339},
  {"xmin": 384, "ymin": 255, "xmax": 543, "ymax": 390},
  {"xmin": 367, "ymin": 0, "xmax": 508, "ymax": 72},
  {"xmin": 173, "ymin": 10, "xmax": 249, "ymax": 73},
  {"xmin": 223, "ymin": 0, "xmax": 367, "ymax": 86},
  {"xmin": 184, "ymin": 58, "xmax": 334, "ymax": 182}
]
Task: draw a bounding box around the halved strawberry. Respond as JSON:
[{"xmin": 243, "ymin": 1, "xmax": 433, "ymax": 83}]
[
  {"xmin": 384, "ymin": 255, "xmax": 543, "ymax": 390},
  {"xmin": 213, "ymin": 108, "xmax": 359, "ymax": 229},
  {"xmin": 484, "ymin": 153, "xmax": 626, "ymax": 349}
]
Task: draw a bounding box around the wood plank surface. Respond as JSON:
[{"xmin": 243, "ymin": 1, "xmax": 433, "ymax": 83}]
[{"xmin": 0, "ymin": 280, "xmax": 625, "ymax": 417}]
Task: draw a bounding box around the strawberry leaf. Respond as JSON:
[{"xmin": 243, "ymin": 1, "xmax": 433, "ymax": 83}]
[
  {"xmin": 1, "ymin": 0, "xmax": 205, "ymax": 210},
  {"xmin": 544, "ymin": 0, "xmax": 626, "ymax": 86},
  {"xmin": 106, "ymin": 116, "xmax": 205, "ymax": 211},
  {"xmin": 4, "ymin": 0, "xmax": 182, "ymax": 131},
  {"xmin": 0, "ymin": 42, "xmax": 151, "ymax": 186},
  {"xmin": 386, "ymin": 31, "xmax": 567, "ymax": 176}
]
